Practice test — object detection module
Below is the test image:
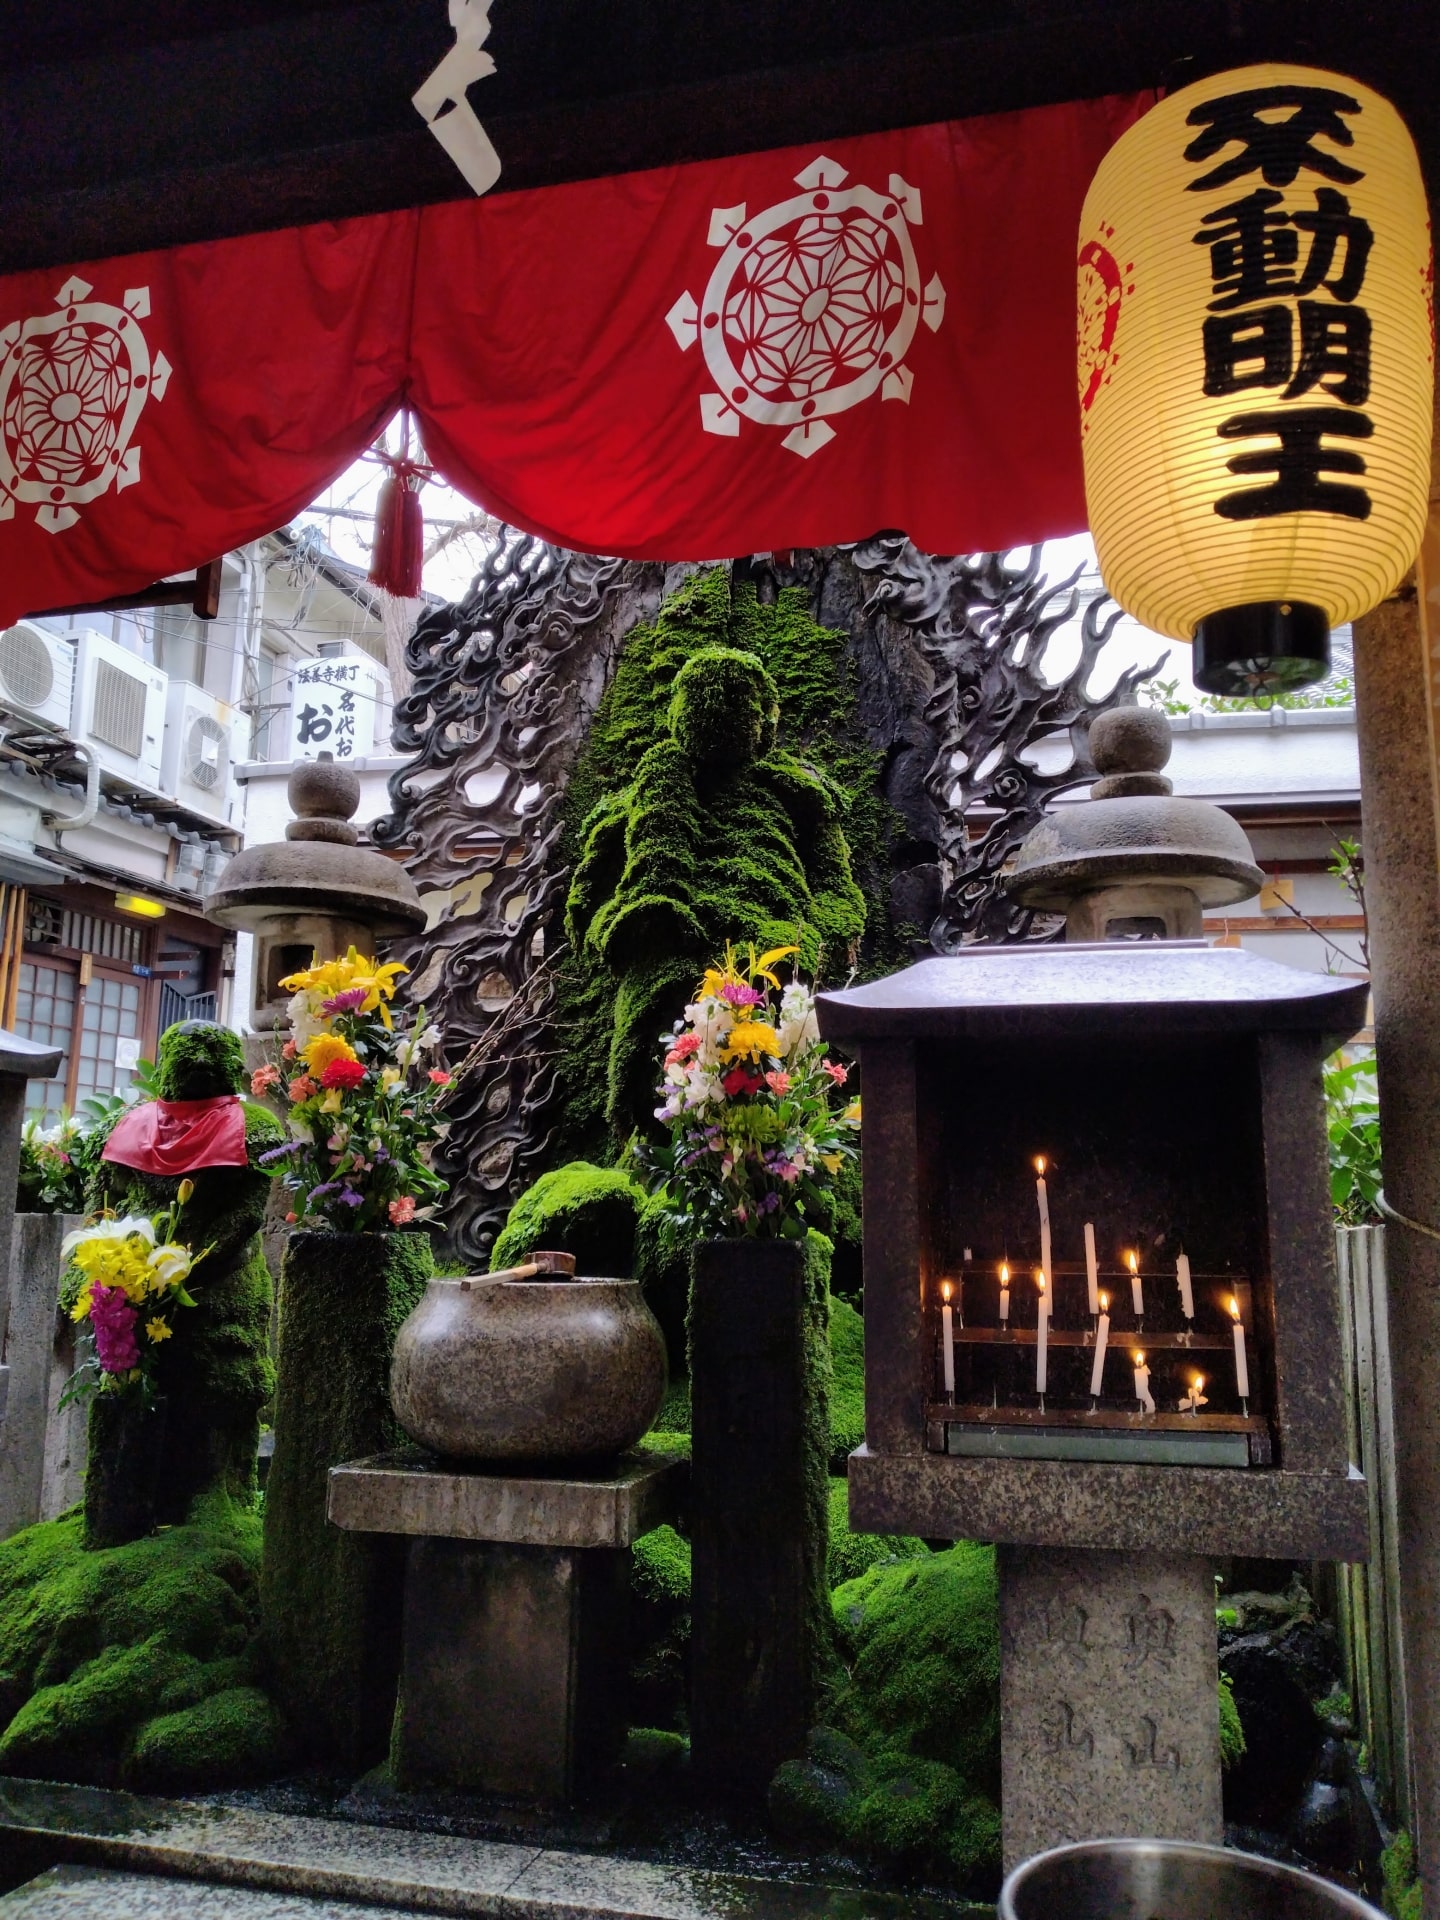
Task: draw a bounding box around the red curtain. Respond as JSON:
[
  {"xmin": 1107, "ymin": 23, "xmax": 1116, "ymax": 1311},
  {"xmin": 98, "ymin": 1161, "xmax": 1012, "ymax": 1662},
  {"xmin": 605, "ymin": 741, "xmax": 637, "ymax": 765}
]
[{"xmin": 0, "ymin": 90, "xmax": 1149, "ymax": 626}]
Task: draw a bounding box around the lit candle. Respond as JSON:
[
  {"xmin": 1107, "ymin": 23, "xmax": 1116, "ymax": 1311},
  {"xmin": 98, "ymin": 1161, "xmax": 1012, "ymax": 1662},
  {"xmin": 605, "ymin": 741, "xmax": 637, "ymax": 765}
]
[
  {"xmin": 941, "ymin": 1281, "xmax": 956, "ymax": 1399},
  {"xmin": 999, "ymin": 1261, "xmax": 1010, "ymax": 1325},
  {"xmin": 1084, "ymin": 1222, "xmax": 1099, "ymax": 1316},
  {"xmin": 1034, "ymin": 1268, "xmax": 1049, "ymax": 1395},
  {"xmin": 1089, "ymin": 1292, "xmax": 1110, "ymax": 1398},
  {"xmin": 1180, "ymin": 1373, "xmax": 1208, "ymax": 1415},
  {"xmin": 1132, "ymin": 1349, "xmax": 1155, "ymax": 1415},
  {"xmin": 1176, "ymin": 1252, "xmax": 1195, "ymax": 1322},
  {"xmin": 1128, "ymin": 1249, "xmax": 1144, "ymax": 1320},
  {"xmin": 1034, "ymin": 1157, "xmax": 1052, "ymax": 1285},
  {"xmin": 1229, "ymin": 1295, "xmax": 1250, "ymax": 1403}
]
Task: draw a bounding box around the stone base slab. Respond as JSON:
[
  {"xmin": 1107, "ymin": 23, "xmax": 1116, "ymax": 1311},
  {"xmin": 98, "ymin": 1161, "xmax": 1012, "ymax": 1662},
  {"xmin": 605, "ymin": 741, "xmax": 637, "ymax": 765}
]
[
  {"xmin": 848, "ymin": 1445, "xmax": 1369, "ymax": 1559},
  {"xmin": 327, "ymin": 1449, "xmax": 685, "ymax": 1548}
]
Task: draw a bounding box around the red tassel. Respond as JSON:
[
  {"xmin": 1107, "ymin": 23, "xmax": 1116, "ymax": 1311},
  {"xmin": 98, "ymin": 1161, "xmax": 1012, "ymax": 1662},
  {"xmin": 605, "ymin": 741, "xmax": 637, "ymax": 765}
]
[{"xmin": 368, "ymin": 412, "xmax": 430, "ymax": 597}]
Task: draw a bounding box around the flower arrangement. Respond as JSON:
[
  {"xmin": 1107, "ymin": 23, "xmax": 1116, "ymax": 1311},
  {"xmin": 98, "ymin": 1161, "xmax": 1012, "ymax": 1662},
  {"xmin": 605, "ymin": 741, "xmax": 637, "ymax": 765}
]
[
  {"xmin": 642, "ymin": 943, "xmax": 860, "ymax": 1239},
  {"xmin": 61, "ymin": 1186, "xmax": 204, "ymax": 1403},
  {"xmin": 259, "ymin": 946, "xmax": 452, "ymax": 1233},
  {"xmin": 19, "ymin": 1114, "xmax": 88, "ymax": 1213}
]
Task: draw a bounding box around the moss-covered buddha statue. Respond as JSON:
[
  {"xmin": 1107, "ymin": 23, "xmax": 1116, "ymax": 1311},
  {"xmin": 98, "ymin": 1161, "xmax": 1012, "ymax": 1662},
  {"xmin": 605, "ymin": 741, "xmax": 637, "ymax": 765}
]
[
  {"xmin": 568, "ymin": 644, "xmax": 866, "ymax": 1135},
  {"xmin": 92, "ymin": 1020, "xmax": 283, "ymax": 1522}
]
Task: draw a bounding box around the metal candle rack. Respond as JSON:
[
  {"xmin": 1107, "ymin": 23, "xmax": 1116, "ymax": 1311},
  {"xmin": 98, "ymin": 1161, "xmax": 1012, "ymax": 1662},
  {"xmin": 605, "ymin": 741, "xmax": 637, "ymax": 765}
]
[{"xmin": 929, "ymin": 1260, "xmax": 1268, "ymax": 1466}]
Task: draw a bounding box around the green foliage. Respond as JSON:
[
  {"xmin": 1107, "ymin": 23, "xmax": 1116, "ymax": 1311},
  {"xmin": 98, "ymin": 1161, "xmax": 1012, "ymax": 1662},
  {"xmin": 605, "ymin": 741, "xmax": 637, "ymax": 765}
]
[
  {"xmin": 826, "ymin": 1479, "xmax": 928, "ymax": 1589},
  {"xmin": 1145, "ymin": 673, "xmax": 1356, "ymax": 715},
  {"xmin": 828, "ymin": 1296, "xmax": 866, "ymax": 1472},
  {"xmin": 629, "ymin": 1524, "xmax": 692, "ymax": 1732},
  {"xmin": 1326, "ymin": 1052, "xmax": 1382, "ymax": 1224},
  {"xmin": 1218, "ymin": 1672, "xmax": 1245, "ymax": 1769},
  {"xmin": 1381, "ymin": 1830, "xmax": 1422, "ymax": 1920},
  {"xmin": 261, "ymin": 1229, "xmax": 433, "ymax": 1767},
  {"xmin": 770, "ymin": 1544, "xmax": 1001, "ymax": 1883},
  {"xmin": 489, "ymin": 1160, "xmax": 645, "ymax": 1275},
  {"xmin": 551, "ymin": 566, "xmax": 898, "ymax": 1156},
  {"xmin": 0, "ymin": 1492, "xmax": 282, "ymax": 1790}
]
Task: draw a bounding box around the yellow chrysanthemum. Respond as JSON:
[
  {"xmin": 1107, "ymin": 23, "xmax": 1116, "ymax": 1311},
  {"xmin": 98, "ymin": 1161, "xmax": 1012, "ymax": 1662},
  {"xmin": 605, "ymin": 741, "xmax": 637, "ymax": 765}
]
[
  {"xmin": 145, "ymin": 1317, "xmax": 172, "ymax": 1343},
  {"xmin": 280, "ymin": 946, "xmax": 408, "ymax": 1026},
  {"xmin": 720, "ymin": 1020, "xmax": 782, "ymax": 1064},
  {"xmin": 302, "ymin": 1032, "xmax": 359, "ymax": 1074}
]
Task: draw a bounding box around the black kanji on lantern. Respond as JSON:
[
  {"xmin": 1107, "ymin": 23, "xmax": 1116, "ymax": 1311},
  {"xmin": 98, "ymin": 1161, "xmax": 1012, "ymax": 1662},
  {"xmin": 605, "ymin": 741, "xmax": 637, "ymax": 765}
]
[
  {"xmin": 1183, "ymin": 85, "xmax": 1364, "ymax": 192},
  {"xmin": 1194, "ymin": 189, "xmax": 1373, "ymax": 311},
  {"xmin": 295, "ymin": 702, "xmax": 333, "ymax": 746},
  {"xmin": 1214, "ymin": 406, "xmax": 1373, "ymax": 520},
  {"xmin": 1285, "ymin": 302, "xmax": 1371, "ymax": 405},
  {"xmin": 1203, "ymin": 306, "xmax": 1293, "ymax": 396}
]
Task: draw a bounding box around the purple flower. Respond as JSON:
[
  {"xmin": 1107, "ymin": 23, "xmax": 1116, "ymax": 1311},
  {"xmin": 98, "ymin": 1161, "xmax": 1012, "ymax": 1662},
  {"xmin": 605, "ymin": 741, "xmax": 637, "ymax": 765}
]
[
  {"xmin": 259, "ymin": 1143, "xmax": 299, "ymax": 1164},
  {"xmin": 719, "ymin": 981, "xmax": 765, "ymax": 1008},
  {"xmin": 335, "ymin": 1188, "xmax": 365, "ymax": 1208},
  {"xmin": 307, "ymin": 1181, "xmax": 340, "ymax": 1202},
  {"xmin": 322, "ymin": 988, "xmax": 369, "ymax": 1014},
  {"xmin": 89, "ymin": 1284, "xmax": 140, "ymax": 1374}
]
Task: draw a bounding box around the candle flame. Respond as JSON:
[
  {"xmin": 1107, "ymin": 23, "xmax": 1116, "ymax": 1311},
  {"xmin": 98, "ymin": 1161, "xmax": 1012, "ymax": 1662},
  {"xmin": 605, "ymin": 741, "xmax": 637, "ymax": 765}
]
[
  {"xmin": 1229, "ymin": 1295, "xmax": 1241, "ymax": 1321},
  {"xmin": 941, "ymin": 1280, "xmax": 952, "ymax": 1303},
  {"xmin": 1126, "ymin": 1250, "xmax": 1139, "ymax": 1275},
  {"xmin": 1033, "ymin": 1268, "xmax": 1045, "ymax": 1289},
  {"xmin": 1193, "ymin": 1374, "xmax": 1205, "ymax": 1392},
  {"xmin": 999, "ymin": 1262, "xmax": 1010, "ymax": 1286},
  {"xmin": 1034, "ymin": 1156, "xmax": 1046, "ymax": 1176},
  {"xmin": 1098, "ymin": 1291, "xmax": 1109, "ymax": 1312},
  {"xmin": 1133, "ymin": 1351, "xmax": 1146, "ymax": 1367}
]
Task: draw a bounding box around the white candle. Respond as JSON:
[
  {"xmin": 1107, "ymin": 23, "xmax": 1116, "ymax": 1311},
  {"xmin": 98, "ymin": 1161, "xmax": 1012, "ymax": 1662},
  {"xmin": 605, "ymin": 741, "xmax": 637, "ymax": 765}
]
[
  {"xmin": 941, "ymin": 1282, "xmax": 956, "ymax": 1397},
  {"xmin": 1132, "ymin": 1350, "xmax": 1155, "ymax": 1414},
  {"xmin": 1128, "ymin": 1250, "xmax": 1144, "ymax": 1319},
  {"xmin": 1034, "ymin": 1158, "xmax": 1052, "ymax": 1286},
  {"xmin": 1180, "ymin": 1373, "xmax": 1208, "ymax": 1415},
  {"xmin": 999, "ymin": 1262, "xmax": 1010, "ymax": 1324},
  {"xmin": 1177, "ymin": 1252, "xmax": 1194, "ymax": 1321},
  {"xmin": 1089, "ymin": 1294, "xmax": 1110, "ymax": 1397},
  {"xmin": 1034, "ymin": 1269, "xmax": 1049, "ymax": 1394},
  {"xmin": 1084, "ymin": 1222, "xmax": 1099, "ymax": 1316},
  {"xmin": 1229, "ymin": 1296, "xmax": 1250, "ymax": 1400}
]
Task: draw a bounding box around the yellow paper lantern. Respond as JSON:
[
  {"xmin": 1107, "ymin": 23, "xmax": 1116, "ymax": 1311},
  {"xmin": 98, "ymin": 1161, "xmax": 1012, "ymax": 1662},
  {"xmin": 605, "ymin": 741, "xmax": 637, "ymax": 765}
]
[{"xmin": 1078, "ymin": 63, "xmax": 1434, "ymax": 692}]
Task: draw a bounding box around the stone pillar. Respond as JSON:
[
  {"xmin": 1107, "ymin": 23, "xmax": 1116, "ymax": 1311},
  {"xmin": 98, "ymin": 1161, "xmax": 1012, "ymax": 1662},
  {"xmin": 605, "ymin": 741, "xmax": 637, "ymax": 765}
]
[
  {"xmin": 689, "ymin": 1235, "xmax": 831, "ymax": 1798},
  {"xmin": 1353, "ymin": 386, "xmax": 1440, "ymax": 1896},
  {"xmin": 0, "ymin": 1213, "xmax": 84, "ymax": 1538},
  {"xmin": 999, "ymin": 1547, "xmax": 1223, "ymax": 1874}
]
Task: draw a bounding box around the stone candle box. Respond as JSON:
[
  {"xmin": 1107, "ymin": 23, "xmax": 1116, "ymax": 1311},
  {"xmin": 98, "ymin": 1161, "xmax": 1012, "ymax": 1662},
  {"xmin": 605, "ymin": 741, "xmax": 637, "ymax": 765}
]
[{"xmin": 817, "ymin": 943, "xmax": 1370, "ymax": 1563}]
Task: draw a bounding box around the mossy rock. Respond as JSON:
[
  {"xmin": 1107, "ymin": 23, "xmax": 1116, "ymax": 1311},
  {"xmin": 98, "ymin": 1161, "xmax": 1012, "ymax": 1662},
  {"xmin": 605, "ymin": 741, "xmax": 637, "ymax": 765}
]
[
  {"xmin": 489, "ymin": 1162, "xmax": 645, "ymax": 1277},
  {"xmin": 828, "ymin": 1296, "xmax": 866, "ymax": 1471},
  {"xmin": 826, "ymin": 1479, "xmax": 928, "ymax": 1589},
  {"xmin": 1218, "ymin": 1671, "xmax": 1245, "ymax": 1769},
  {"xmin": 127, "ymin": 1685, "xmax": 289, "ymax": 1793},
  {"xmin": 629, "ymin": 1524, "xmax": 692, "ymax": 1732},
  {"xmin": 0, "ymin": 1492, "xmax": 279, "ymax": 1791}
]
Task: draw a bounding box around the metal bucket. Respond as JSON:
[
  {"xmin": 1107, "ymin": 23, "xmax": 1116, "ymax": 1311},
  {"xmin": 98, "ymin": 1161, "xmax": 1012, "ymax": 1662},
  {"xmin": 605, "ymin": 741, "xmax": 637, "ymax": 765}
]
[{"xmin": 1000, "ymin": 1839, "xmax": 1386, "ymax": 1920}]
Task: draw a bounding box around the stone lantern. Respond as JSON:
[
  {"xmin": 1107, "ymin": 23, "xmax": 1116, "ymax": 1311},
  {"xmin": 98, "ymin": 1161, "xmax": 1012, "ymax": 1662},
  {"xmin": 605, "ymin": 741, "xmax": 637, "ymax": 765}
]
[
  {"xmin": 204, "ymin": 753, "xmax": 425, "ymax": 1028},
  {"xmin": 816, "ymin": 708, "xmax": 1368, "ymax": 1870}
]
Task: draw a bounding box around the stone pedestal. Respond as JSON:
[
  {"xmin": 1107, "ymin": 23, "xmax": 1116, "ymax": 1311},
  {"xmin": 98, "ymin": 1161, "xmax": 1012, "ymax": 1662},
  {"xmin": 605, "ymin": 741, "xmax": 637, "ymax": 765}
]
[
  {"xmin": 329, "ymin": 1449, "xmax": 684, "ymax": 1803},
  {"xmin": 999, "ymin": 1547, "xmax": 1222, "ymax": 1874}
]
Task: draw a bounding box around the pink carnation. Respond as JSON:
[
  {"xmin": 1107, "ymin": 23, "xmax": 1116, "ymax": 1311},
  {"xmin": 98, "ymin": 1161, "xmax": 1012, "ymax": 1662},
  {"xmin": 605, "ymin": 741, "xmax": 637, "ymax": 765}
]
[
  {"xmin": 822, "ymin": 1060, "xmax": 849, "ymax": 1086},
  {"xmin": 251, "ymin": 1064, "xmax": 281, "ymax": 1095},
  {"xmin": 388, "ymin": 1195, "xmax": 417, "ymax": 1226},
  {"xmin": 288, "ymin": 1074, "xmax": 318, "ymax": 1103},
  {"xmin": 89, "ymin": 1284, "xmax": 140, "ymax": 1374},
  {"xmin": 427, "ymin": 1068, "xmax": 452, "ymax": 1086},
  {"xmin": 665, "ymin": 1031, "xmax": 702, "ymax": 1065},
  {"xmin": 764, "ymin": 1070, "xmax": 792, "ymax": 1095}
]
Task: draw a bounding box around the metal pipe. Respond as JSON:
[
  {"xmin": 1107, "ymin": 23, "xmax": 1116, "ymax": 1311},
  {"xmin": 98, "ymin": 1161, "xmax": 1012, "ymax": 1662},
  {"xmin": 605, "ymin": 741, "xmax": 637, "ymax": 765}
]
[{"xmin": 41, "ymin": 741, "xmax": 99, "ymax": 835}]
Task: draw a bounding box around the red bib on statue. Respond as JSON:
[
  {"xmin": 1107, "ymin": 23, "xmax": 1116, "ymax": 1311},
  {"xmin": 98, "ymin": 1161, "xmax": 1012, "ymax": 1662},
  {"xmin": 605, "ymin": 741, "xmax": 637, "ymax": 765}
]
[{"xmin": 102, "ymin": 1096, "xmax": 248, "ymax": 1175}]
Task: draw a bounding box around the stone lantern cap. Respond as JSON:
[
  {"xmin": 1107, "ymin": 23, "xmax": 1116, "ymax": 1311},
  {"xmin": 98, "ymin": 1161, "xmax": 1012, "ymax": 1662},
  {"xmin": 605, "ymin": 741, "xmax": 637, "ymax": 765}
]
[
  {"xmin": 204, "ymin": 753, "xmax": 425, "ymax": 938},
  {"xmin": 1006, "ymin": 704, "xmax": 1263, "ymax": 915},
  {"xmin": 817, "ymin": 943, "xmax": 1369, "ymax": 1045}
]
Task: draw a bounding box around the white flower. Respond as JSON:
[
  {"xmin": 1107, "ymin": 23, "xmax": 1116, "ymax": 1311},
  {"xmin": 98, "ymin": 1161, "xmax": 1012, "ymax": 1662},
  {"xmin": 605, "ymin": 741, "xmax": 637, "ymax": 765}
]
[
  {"xmin": 148, "ymin": 1244, "xmax": 194, "ymax": 1287},
  {"xmin": 287, "ymin": 990, "xmax": 324, "ymax": 1050},
  {"xmin": 62, "ymin": 1214, "xmax": 156, "ymax": 1258},
  {"xmin": 685, "ymin": 995, "xmax": 733, "ymax": 1068},
  {"xmin": 684, "ymin": 1069, "xmax": 722, "ymax": 1110},
  {"xmin": 777, "ymin": 982, "xmax": 819, "ymax": 1058},
  {"xmin": 655, "ymin": 1092, "xmax": 684, "ymax": 1122}
]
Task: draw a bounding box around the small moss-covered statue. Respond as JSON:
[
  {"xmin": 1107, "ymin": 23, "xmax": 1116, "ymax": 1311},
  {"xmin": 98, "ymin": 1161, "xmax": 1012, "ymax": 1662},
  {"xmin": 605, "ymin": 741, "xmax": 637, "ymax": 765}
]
[
  {"xmin": 91, "ymin": 1021, "xmax": 282, "ymax": 1522},
  {"xmin": 568, "ymin": 644, "xmax": 865, "ymax": 1135}
]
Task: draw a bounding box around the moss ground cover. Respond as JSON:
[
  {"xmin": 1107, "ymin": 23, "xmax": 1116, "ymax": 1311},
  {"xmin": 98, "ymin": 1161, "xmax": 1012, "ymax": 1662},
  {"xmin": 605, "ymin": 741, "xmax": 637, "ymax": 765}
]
[{"xmin": 0, "ymin": 1492, "xmax": 284, "ymax": 1790}]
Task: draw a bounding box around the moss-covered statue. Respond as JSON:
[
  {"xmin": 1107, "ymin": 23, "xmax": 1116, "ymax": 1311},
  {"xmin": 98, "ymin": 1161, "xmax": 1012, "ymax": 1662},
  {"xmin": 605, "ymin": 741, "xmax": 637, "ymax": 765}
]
[
  {"xmin": 90, "ymin": 1020, "xmax": 283, "ymax": 1522},
  {"xmin": 567, "ymin": 642, "xmax": 866, "ymax": 1137}
]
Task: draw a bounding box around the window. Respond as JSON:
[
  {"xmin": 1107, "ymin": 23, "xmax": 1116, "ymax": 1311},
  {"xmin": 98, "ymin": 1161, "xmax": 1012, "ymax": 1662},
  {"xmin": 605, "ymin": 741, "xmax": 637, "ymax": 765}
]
[
  {"xmin": 253, "ymin": 646, "xmax": 284, "ymax": 761},
  {"xmin": 14, "ymin": 960, "xmax": 76, "ymax": 1117},
  {"xmin": 152, "ymin": 605, "xmax": 208, "ymax": 687},
  {"xmin": 74, "ymin": 975, "xmax": 143, "ymax": 1107}
]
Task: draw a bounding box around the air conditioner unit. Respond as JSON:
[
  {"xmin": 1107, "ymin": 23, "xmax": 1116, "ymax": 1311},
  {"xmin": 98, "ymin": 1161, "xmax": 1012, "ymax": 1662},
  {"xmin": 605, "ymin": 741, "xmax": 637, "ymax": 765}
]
[
  {"xmin": 72, "ymin": 629, "xmax": 167, "ymax": 791},
  {"xmin": 161, "ymin": 681, "xmax": 249, "ymax": 826},
  {"xmin": 0, "ymin": 620, "xmax": 76, "ymax": 732},
  {"xmin": 289, "ymin": 652, "xmax": 392, "ymax": 764}
]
